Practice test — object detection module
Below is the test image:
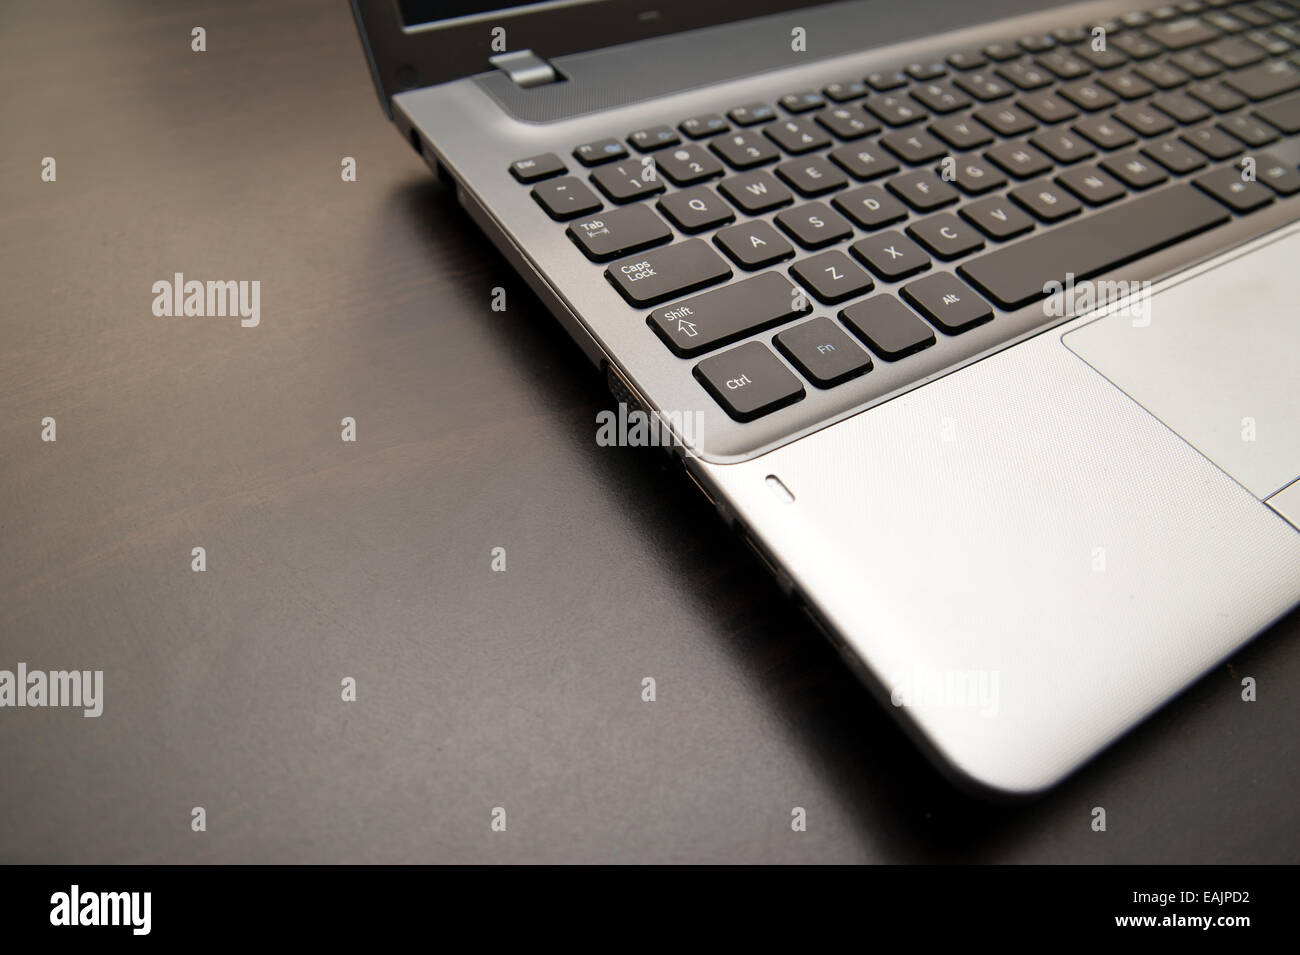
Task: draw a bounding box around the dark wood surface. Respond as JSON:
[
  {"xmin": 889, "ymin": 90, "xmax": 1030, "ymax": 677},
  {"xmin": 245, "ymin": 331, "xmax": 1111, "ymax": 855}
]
[{"xmin": 2, "ymin": 0, "xmax": 1296, "ymax": 863}]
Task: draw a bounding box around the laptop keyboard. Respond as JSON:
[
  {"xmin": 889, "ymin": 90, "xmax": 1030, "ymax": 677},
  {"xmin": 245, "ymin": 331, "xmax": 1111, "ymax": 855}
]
[{"xmin": 508, "ymin": 0, "xmax": 1300, "ymax": 423}]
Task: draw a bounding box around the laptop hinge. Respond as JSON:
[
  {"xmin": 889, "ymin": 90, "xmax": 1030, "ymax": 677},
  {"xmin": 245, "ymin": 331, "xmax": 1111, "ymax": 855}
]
[{"xmin": 488, "ymin": 49, "xmax": 559, "ymax": 88}]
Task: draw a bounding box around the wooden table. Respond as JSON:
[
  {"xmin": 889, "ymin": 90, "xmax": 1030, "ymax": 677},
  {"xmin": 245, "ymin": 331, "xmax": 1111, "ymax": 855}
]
[{"xmin": 2, "ymin": 0, "xmax": 1296, "ymax": 863}]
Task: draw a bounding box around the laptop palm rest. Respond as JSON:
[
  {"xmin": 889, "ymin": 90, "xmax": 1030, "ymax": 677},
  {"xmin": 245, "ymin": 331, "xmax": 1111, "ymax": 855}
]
[{"xmin": 1063, "ymin": 227, "xmax": 1300, "ymax": 503}]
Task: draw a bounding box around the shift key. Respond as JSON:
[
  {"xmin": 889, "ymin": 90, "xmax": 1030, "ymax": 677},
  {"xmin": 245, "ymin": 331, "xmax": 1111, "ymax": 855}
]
[
  {"xmin": 648, "ymin": 273, "xmax": 810, "ymax": 356},
  {"xmin": 606, "ymin": 239, "xmax": 732, "ymax": 306}
]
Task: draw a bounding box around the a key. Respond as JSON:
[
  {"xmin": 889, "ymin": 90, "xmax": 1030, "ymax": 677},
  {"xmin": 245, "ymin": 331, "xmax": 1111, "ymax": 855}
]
[
  {"xmin": 1009, "ymin": 179, "xmax": 1084, "ymax": 221},
  {"xmin": 906, "ymin": 213, "xmax": 986, "ymax": 259},
  {"xmin": 718, "ymin": 170, "xmax": 793, "ymax": 213},
  {"xmin": 789, "ymin": 250, "xmax": 874, "ymax": 304},
  {"xmin": 714, "ymin": 220, "xmax": 796, "ymax": 269},
  {"xmin": 509, "ymin": 152, "xmax": 565, "ymax": 183},
  {"xmin": 775, "ymin": 156, "xmax": 848, "ymax": 197},
  {"xmin": 693, "ymin": 342, "xmax": 805, "ymax": 421},
  {"xmin": 648, "ymin": 272, "xmax": 809, "ymax": 357},
  {"xmin": 1056, "ymin": 165, "xmax": 1127, "ymax": 204},
  {"xmin": 958, "ymin": 184, "xmax": 1229, "ymax": 308},
  {"xmin": 959, "ymin": 194, "xmax": 1036, "ymax": 239},
  {"xmin": 850, "ymin": 230, "xmax": 933, "ymax": 280},
  {"xmin": 774, "ymin": 318, "xmax": 874, "ymax": 387},
  {"xmin": 1100, "ymin": 151, "xmax": 1170, "ymax": 188},
  {"xmin": 1192, "ymin": 166, "xmax": 1275, "ymax": 211},
  {"xmin": 651, "ymin": 143, "xmax": 724, "ymax": 186},
  {"xmin": 711, "ymin": 130, "xmax": 780, "ymax": 169},
  {"xmin": 657, "ymin": 186, "xmax": 736, "ymax": 233},
  {"xmin": 605, "ymin": 239, "xmax": 732, "ymax": 306},
  {"xmin": 765, "ymin": 117, "xmax": 833, "ymax": 154},
  {"xmin": 629, "ymin": 125, "xmax": 680, "ymax": 152},
  {"xmin": 774, "ymin": 202, "xmax": 854, "ymax": 249},
  {"xmin": 888, "ymin": 169, "xmax": 960, "ymax": 210},
  {"xmin": 573, "ymin": 138, "xmax": 628, "ymax": 166},
  {"xmin": 567, "ymin": 205, "xmax": 672, "ymax": 261},
  {"xmin": 840, "ymin": 295, "xmax": 937, "ymax": 360},
  {"xmin": 828, "ymin": 143, "xmax": 900, "ymax": 180},
  {"xmin": 532, "ymin": 176, "xmax": 603, "ymax": 220},
  {"xmin": 832, "ymin": 184, "xmax": 909, "ymax": 229},
  {"xmin": 900, "ymin": 272, "xmax": 994, "ymax": 334}
]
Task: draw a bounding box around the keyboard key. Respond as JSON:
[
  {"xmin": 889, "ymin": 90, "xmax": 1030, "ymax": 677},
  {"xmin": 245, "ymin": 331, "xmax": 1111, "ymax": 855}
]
[
  {"xmin": 958, "ymin": 184, "xmax": 1229, "ymax": 308},
  {"xmin": 948, "ymin": 49, "xmax": 989, "ymax": 70},
  {"xmin": 907, "ymin": 61, "xmax": 948, "ymax": 81},
  {"xmin": 1056, "ymin": 165, "xmax": 1127, "ymax": 204},
  {"xmin": 947, "ymin": 154, "xmax": 1008, "ymax": 193},
  {"xmin": 864, "ymin": 93, "xmax": 927, "ymax": 125},
  {"xmin": 954, "ymin": 71, "xmax": 1015, "ymax": 100},
  {"xmin": 711, "ymin": 130, "xmax": 780, "ymax": 169},
  {"xmin": 814, "ymin": 104, "xmax": 881, "ymax": 140},
  {"xmin": 865, "ymin": 70, "xmax": 908, "ymax": 91},
  {"xmin": 648, "ymin": 272, "xmax": 808, "ymax": 357},
  {"xmin": 715, "ymin": 220, "xmax": 796, "ymax": 268},
  {"xmin": 1018, "ymin": 91, "xmax": 1080, "ymax": 123},
  {"xmin": 911, "ymin": 81, "xmax": 973, "ymax": 113},
  {"xmin": 1217, "ymin": 113, "xmax": 1278, "ymax": 146},
  {"xmin": 880, "ymin": 128, "xmax": 947, "ymax": 163},
  {"xmin": 1202, "ymin": 36, "xmax": 1268, "ymax": 68},
  {"xmin": 974, "ymin": 103, "xmax": 1038, "ymax": 135},
  {"xmin": 1112, "ymin": 31, "xmax": 1163, "ymax": 59},
  {"xmin": 824, "ymin": 78, "xmax": 870, "ymax": 102},
  {"xmin": 1181, "ymin": 124, "xmax": 1244, "ymax": 158},
  {"xmin": 960, "ymin": 194, "xmax": 1037, "ymax": 238},
  {"xmin": 1018, "ymin": 34, "xmax": 1056, "ymax": 54},
  {"xmin": 775, "ymin": 156, "xmax": 849, "ymax": 196},
  {"xmin": 1036, "ymin": 50, "xmax": 1093, "ymax": 79},
  {"xmin": 629, "ymin": 125, "xmax": 680, "ymax": 152},
  {"xmin": 1146, "ymin": 16, "xmax": 1220, "ymax": 48},
  {"xmin": 532, "ymin": 176, "xmax": 603, "ymax": 220},
  {"xmin": 567, "ymin": 205, "xmax": 672, "ymax": 261},
  {"xmin": 1101, "ymin": 151, "xmax": 1170, "ymax": 188},
  {"xmin": 1142, "ymin": 135, "xmax": 1209, "ymax": 171},
  {"xmin": 1168, "ymin": 49, "xmax": 1223, "ymax": 77},
  {"xmin": 906, "ymin": 213, "xmax": 986, "ymax": 259},
  {"xmin": 1224, "ymin": 59, "xmax": 1300, "ymax": 99},
  {"xmin": 983, "ymin": 41, "xmax": 1023, "ymax": 62},
  {"xmin": 680, "ymin": 113, "xmax": 730, "ymax": 139},
  {"xmin": 651, "ymin": 143, "xmax": 724, "ymax": 185},
  {"xmin": 1112, "ymin": 102, "xmax": 1176, "ymax": 136},
  {"xmin": 1071, "ymin": 42, "xmax": 1128, "ymax": 71},
  {"xmin": 606, "ymin": 239, "xmax": 732, "ymax": 306},
  {"xmin": 1151, "ymin": 90, "xmax": 1213, "ymax": 122},
  {"xmin": 1072, "ymin": 114, "xmax": 1139, "ymax": 149},
  {"xmin": 841, "ymin": 295, "xmax": 937, "ymax": 360},
  {"xmin": 728, "ymin": 103, "xmax": 777, "ymax": 126},
  {"xmin": 1254, "ymin": 151, "xmax": 1300, "ymax": 195},
  {"xmin": 985, "ymin": 140, "xmax": 1054, "ymax": 177},
  {"xmin": 574, "ymin": 138, "xmax": 628, "ymax": 166},
  {"xmin": 775, "ymin": 318, "xmax": 874, "ymax": 387},
  {"xmin": 780, "ymin": 91, "xmax": 826, "ymax": 113},
  {"xmin": 775, "ymin": 202, "xmax": 854, "ymax": 249},
  {"xmin": 1135, "ymin": 59, "xmax": 1192, "ymax": 88},
  {"xmin": 832, "ymin": 184, "xmax": 910, "ymax": 228},
  {"xmin": 1188, "ymin": 79, "xmax": 1247, "ymax": 110},
  {"xmin": 789, "ymin": 250, "xmax": 874, "ymax": 304},
  {"xmin": 1030, "ymin": 128, "xmax": 1097, "ymax": 163},
  {"xmin": 888, "ymin": 169, "xmax": 960, "ymax": 210},
  {"xmin": 765, "ymin": 117, "xmax": 833, "ymax": 154},
  {"xmin": 900, "ymin": 272, "xmax": 994, "ymax": 333},
  {"xmin": 1010, "ymin": 179, "xmax": 1084, "ymax": 221},
  {"xmin": 850, "ymin": 230, "xmax": 932, "ymax": 280},
  {"xmin": 657, "ymin": 186, "xmax": 735, "ymax": 233},
  {"xmin": 1253, "ymin": 91, "xmax": 1300, "ymax": 133},
  {"xmin": 509, "ymin": 152, "xmax": 565, "ymax": 183},
  {"xmin": 1059, "ymin": 78, "xmax": 1119, "ymax": 110},
  {"xmin": 931, "ymin": 115, "xmax": 995, "ymax": 150},
  {"xmin": 828, "ymin": 143, "xmax": 900, "ymax": 180},
  {"xmin": 996, "ymin": 60, "xmax": 1054, "ymax": 90},
  {"xmin": 591, "ymin": 159, "xmax": 666, "ymax": 202},
  {"xmin": 718, "ymin": 170, "xmax": 793, "ymax": 213},
  {"xmin": 1099, "ymin": 71, "xmax": 1156, "ymax": 99},
  {"xmin": 1192, "ymin": 165, "xmax": 1275, "ymax": 210},
  {"xmin": 693, "ymin": 342, "xmax": 805, "ymax": 421}
]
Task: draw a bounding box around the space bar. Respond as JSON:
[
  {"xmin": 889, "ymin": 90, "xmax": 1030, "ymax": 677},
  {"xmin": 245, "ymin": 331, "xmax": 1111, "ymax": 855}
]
[{"xmin": 958, "ymin": 185, "xmax": 1230, "ymax": 310}]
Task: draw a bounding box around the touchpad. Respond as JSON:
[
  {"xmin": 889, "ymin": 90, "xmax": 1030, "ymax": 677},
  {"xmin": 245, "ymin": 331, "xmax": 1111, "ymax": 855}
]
[{"xmin": 1063, "ymin": 229, "xmax": 1300, "ymax": 500}]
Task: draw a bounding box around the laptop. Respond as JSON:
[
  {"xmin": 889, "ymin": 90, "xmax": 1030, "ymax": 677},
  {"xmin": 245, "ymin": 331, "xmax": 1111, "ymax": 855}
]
[{"xmin": 351, "ymin": 0, "xmax": 1300, "ymax": 796}]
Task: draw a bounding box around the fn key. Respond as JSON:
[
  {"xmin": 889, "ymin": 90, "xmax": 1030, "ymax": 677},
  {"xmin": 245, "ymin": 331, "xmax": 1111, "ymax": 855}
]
[{"xmin": 694, "ymin": 341, "xmax": 805, "ymax": 421}]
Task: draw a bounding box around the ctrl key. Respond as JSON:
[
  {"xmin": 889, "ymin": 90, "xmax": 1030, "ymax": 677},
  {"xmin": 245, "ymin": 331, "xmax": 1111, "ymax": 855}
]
[{"xmin": 694, "ymin": 341, "xmax": 805, "ymax": 421}]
